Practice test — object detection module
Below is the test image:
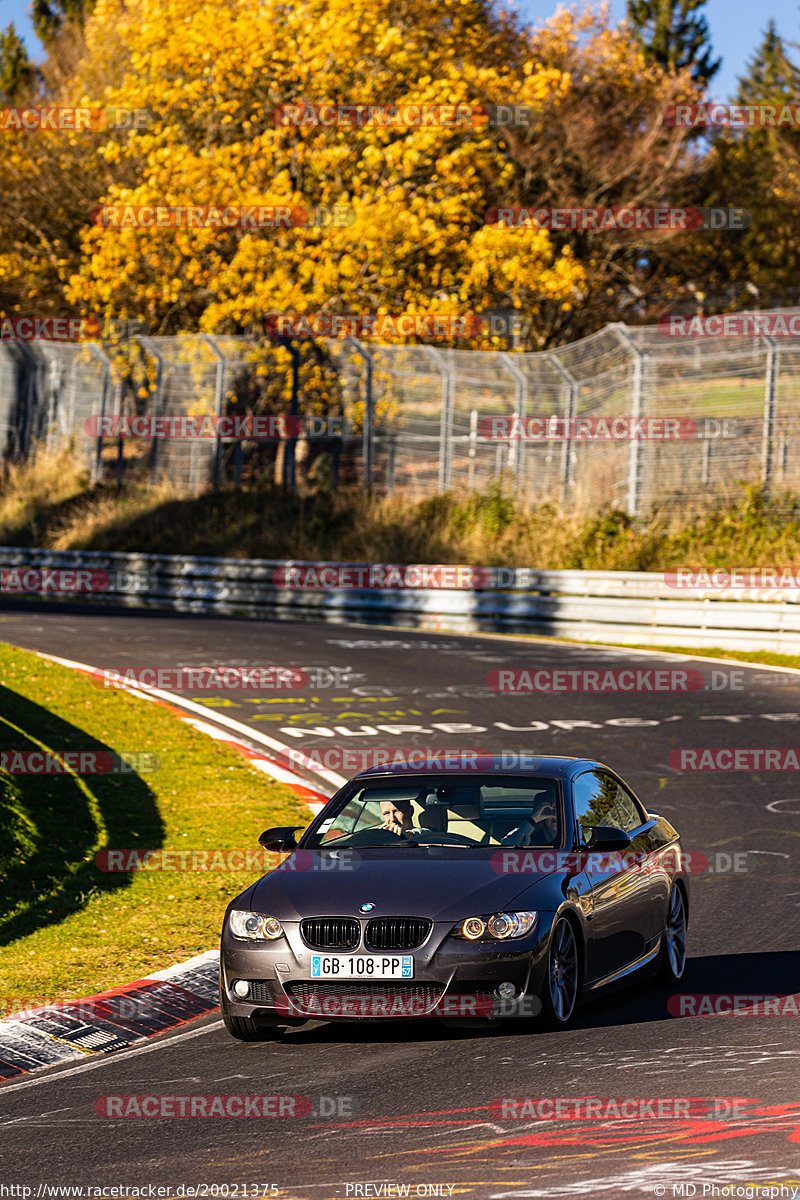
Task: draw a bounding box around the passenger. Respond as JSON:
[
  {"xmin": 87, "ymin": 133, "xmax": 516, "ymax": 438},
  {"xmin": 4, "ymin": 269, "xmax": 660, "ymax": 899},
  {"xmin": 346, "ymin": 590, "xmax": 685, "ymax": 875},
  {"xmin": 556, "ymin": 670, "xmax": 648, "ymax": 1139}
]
[{"xmin": 500, "ymin": 794, "xmax": 558, "ymax": 846}]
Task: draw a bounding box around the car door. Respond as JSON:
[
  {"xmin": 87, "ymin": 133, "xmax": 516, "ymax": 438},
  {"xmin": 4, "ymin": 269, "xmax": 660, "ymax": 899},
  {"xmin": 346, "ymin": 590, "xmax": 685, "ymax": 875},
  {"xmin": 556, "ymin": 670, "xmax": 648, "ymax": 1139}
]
[{"xmin": 572, "ymin": 769, "xmax": 655, "ymax": 985}]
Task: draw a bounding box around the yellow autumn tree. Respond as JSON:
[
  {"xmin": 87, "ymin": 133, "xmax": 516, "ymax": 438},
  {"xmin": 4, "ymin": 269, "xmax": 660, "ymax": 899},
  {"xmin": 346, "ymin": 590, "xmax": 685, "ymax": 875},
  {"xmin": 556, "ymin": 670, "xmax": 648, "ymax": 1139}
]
[{"xmin": 62, "ymin": 0, "xmax": 584, "ymax": 345}]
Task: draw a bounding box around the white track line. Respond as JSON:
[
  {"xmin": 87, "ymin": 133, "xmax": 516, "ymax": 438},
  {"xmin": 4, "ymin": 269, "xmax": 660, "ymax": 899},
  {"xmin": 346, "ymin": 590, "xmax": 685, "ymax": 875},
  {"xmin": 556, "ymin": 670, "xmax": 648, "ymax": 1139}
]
[{"xmin": 35, "ymin": 650, "xmax": 346, "ymax": 791}]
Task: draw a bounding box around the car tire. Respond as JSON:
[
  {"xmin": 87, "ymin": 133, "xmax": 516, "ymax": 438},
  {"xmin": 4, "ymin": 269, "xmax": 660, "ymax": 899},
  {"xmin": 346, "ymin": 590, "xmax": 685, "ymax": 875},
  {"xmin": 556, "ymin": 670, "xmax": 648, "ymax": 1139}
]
[
  {"xmin": 222, "ymin": 1010, "xmax": 283, "ymax": 1041},
  {"xmin": 656, "ymin": 885, "xmax": 687, "ymax": 983},
  {"xmin": 540, "ymin": 915, "xmax": 580, "ymax": 1029}
]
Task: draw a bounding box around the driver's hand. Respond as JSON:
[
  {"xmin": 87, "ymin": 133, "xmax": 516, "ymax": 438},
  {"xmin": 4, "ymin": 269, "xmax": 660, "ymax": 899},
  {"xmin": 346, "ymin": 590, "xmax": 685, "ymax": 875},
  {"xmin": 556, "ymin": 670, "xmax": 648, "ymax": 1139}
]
[{"xmin": 382, "ymin": 816, "xmax": 405, "ymax": 836}]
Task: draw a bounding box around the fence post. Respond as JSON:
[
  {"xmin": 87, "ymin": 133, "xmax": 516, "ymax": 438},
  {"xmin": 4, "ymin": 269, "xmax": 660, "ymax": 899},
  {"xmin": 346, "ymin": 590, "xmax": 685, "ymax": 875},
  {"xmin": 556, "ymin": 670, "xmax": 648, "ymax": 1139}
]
[
  {"xmin": 346, "ymin": 338, "xmax": 374, "ymax": 490},
  {"xmin": 499, "ymin": 353, "xmax": 527, "ymax": 496},
  {"xmin": 202, "ymin": 334, "xmax": 227, "ymax": 491},
  {"xmin": 761, "ymin": 335, "xmax": 777, "ymax": 494},
  {"xmin": 611, "ymin": 324, "xmax": 645, "ymax": 519},
  {"xmin": 423, "ymin": 347, "xmax": 454, "ymax": 491},
  {"xmin": 87, "ymin": 343, "xmax": 111, "ymax": 484},
  {"xmin": 468, "ymin": 409, "xmax": 477, "ymax": 489},
  {"xmin": 137, "ymin": 336, "xmax": 164, "ymax": 487},
  {"xmin": 547, "ymin": 353, "xmax": 578, "ymax": 508},
  {"xmin": 14, "ymin": 339, "xmax": 37, "ymax": 459}
]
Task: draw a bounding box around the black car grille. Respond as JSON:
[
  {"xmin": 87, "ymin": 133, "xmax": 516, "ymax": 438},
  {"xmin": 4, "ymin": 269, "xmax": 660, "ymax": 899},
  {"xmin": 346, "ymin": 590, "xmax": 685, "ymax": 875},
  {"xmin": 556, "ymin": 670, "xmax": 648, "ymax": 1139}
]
[
  {"xmin": 300, "ymin": 917, "xmax": 360, "ymax": 950},
  {"xmin": 285, "ymin": 982, "xmax": 443, "ymax": 1003},
  {"xmin": 365, "ymin": 917, "xmax": 432, "ymax": 951},
  {"xmin": 247, "ymin": 981, "xmax": 275, "ymax": 1003}
]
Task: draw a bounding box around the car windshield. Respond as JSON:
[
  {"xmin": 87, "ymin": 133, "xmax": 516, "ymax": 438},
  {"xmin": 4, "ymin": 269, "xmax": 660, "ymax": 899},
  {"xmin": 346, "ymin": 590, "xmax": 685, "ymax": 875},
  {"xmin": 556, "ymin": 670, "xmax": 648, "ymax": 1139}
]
[{"xmin": 303, "ymin": 776, "xmax": 562, "ymax": 849}]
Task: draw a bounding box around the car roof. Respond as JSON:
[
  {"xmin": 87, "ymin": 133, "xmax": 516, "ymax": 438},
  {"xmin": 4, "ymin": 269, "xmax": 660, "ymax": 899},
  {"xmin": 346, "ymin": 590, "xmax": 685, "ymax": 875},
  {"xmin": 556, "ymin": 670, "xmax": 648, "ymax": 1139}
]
[{"xmin": 352, "ymin": 755, "xmax": 607, "ymax": 783}]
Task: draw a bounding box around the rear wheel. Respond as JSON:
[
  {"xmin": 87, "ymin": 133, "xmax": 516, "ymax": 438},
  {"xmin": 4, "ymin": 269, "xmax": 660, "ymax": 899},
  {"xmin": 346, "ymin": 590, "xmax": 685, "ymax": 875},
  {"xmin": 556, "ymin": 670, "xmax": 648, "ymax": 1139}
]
[
  {"xmin": 657, "ymin": 886, "xmax": 687, "ymax": 983},
  {"xmin": 541, "ymin": 916, "xmax": 580, "ymax": 1028}
]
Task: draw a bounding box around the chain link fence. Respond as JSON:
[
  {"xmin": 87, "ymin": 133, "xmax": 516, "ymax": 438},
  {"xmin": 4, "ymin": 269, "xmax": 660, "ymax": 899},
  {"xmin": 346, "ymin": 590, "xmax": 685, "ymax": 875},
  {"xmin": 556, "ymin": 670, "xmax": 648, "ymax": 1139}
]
[{"xmin": 1, "ymin": 311, "xmax": 799, "ymax": 516}]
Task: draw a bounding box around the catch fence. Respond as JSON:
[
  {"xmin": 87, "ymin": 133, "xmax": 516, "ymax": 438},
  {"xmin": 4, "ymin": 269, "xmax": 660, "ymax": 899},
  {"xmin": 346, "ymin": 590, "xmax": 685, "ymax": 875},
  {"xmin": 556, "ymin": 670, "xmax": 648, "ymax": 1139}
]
[{"xmin": 1, "ymin": 313, "xmax": 799, "ymax": 516}]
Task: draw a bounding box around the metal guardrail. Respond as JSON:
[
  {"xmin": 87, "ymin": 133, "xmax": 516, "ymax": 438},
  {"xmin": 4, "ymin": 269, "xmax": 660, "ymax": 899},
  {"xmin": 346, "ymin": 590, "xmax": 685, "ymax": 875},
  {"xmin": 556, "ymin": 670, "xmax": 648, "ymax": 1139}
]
[{"xmin": 1, "ymin": 546, "xmax": 799, "ymax": 653}]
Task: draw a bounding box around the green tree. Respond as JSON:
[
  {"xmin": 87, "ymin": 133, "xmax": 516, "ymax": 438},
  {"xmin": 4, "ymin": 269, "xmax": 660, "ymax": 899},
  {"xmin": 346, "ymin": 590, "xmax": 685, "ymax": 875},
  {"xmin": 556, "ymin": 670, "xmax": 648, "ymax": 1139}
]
[
  {"xmin": 670, "ymin": 22, "xmax": 800, "ymax": 313},
  {"xmin": 736, "ymin": 19, "xmax": 800, "ymax": 103},
  {"xmin": 32, "ymin": 0, "xmax": 91, "ymax": 44},
  {"xmin": 627, "ymin": 0, "xmax": 720, "ymax": 86},
  {"xmin": 0, "ymin": 24, "xmax": 37, "ymax": 103}
]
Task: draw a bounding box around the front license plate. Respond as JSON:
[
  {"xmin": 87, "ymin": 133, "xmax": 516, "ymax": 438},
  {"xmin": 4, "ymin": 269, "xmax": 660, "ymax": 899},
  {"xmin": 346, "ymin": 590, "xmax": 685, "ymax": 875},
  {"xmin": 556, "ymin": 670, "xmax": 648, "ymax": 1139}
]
[{"xmin": 311, "ymin": 955, "xmax": 414, "ymax": 979}]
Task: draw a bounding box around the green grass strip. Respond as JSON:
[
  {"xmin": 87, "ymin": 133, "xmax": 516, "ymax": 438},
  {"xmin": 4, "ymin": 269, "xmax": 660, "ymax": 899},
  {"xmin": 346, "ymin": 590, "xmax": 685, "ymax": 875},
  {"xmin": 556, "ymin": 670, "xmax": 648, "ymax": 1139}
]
[{"xmin": 0, "ymin": 643, "xmax": 313, "ymax": 1012}]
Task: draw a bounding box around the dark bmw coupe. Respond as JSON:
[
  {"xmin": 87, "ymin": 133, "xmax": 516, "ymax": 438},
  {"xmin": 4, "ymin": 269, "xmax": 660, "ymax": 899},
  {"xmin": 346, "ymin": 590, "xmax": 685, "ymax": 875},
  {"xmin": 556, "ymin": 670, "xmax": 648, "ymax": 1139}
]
[{"xmin": 219, "ymin": 756, "xmax": 688, "ymax": 1038}]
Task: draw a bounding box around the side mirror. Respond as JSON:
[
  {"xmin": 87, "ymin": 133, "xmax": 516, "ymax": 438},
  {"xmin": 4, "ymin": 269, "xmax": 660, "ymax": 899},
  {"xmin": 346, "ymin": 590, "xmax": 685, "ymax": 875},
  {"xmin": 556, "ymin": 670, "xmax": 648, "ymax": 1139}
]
[
  {"xmin": 587, "ymin": 826, "xmax": 632, "ymax": 852},
  {"xmin": 259, "ymin": 826, "xmax": 305, "ymax": 851}
]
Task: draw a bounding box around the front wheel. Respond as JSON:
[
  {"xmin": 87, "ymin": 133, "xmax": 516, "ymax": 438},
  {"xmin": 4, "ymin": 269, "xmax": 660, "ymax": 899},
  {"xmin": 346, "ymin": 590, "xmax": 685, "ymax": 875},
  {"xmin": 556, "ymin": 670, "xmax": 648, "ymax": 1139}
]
[
  {"xmin": 657, "ymin": 885, "xmax": 687, "ymax": 983},
  {"xmin": 540, "ymin": 916, "xmax": 580, "ymax": 1028}
]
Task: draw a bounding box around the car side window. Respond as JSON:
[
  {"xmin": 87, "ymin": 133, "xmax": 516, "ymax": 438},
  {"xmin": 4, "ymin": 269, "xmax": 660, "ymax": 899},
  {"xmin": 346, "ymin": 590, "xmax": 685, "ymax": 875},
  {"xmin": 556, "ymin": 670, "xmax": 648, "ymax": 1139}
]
[
  {"xmin": 602, "ymin": 774, "xmax": 645, "ymax": 833},
  {"xmin": 572, "ymin": 770, "xmax": 620, "ymax": 846}
]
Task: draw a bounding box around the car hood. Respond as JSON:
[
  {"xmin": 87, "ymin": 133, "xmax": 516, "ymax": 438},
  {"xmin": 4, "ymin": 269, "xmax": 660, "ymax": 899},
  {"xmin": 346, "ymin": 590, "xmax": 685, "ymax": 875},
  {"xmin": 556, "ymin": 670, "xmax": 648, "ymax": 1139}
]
[{"xmin": 248, "ymin": 850, "xmax": 559, "ymax": 922}]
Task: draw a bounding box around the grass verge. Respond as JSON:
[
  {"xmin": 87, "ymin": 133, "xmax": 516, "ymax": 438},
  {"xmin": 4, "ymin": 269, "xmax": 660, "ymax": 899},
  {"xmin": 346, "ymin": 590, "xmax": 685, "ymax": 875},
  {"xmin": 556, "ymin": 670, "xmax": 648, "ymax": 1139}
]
[{"xmin": 0, "ymin": 643, "xmax": 313, "ymax": 1012}]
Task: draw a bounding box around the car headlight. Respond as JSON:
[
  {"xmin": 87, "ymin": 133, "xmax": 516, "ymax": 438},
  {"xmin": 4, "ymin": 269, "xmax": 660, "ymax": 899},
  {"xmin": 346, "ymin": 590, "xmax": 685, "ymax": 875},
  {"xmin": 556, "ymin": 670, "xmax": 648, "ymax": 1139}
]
[
  {"xmin": 455, "ymin": 912, "xmax": 538, "ymax": 941},
  {"xmin": 229, "ymin": 910, "xmax": 284, "ymax": 940}
]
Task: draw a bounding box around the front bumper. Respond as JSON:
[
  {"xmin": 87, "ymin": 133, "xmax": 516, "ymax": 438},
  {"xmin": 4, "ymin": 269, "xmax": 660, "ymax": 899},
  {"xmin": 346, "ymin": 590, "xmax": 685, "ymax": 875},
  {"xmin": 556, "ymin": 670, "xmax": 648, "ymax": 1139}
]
[{"xmin": 219, "ymin": 916, "xmax": 553, "ymax": 1022}]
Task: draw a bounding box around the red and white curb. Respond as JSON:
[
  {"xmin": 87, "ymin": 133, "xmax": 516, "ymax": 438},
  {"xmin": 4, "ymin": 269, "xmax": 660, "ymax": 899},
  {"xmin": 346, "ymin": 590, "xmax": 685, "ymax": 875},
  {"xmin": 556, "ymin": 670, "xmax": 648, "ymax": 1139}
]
[{"xmin": 0, "ymin": 651, "xmax": 342, "ymax": 1081}]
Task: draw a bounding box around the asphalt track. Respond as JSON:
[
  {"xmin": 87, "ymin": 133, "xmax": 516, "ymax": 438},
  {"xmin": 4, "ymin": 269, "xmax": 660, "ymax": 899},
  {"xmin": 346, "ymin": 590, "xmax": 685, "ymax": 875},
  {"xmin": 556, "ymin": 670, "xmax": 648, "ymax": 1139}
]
[{"xmin": 2, "ymin": 606, "xmax": 800, "ymax": 1199}]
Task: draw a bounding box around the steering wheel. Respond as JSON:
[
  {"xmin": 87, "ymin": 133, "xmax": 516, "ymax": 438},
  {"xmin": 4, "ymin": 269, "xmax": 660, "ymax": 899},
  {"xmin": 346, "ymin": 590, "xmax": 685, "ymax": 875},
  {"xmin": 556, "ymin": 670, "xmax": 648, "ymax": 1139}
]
[
  {"xmin": 413, "ymin": 831, "xmax": 478, "ymax": 846},
  {"xmin": 334, "ymin": 828, "xmax": 409, "ymax": 847}
]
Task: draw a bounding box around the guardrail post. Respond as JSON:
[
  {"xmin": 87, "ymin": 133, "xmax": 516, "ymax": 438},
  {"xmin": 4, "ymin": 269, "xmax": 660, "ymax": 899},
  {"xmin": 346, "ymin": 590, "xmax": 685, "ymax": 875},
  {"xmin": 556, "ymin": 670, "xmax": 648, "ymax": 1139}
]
[
  {"xmin": 202, "ymin": 334, "xmax": 227, "ymax": 491},
  {"xmin": 424, "ymin": 347, "xmax": 454, "ymax": 491},
  {"xmin": 346, "ymin": 338, "xmax": 374, "ymax": 490},
  {"xmin": 499, "ymin": 353, "xmax": 527, "ymax": 496},
  {"xmin": 611, "ymin": 325, "xmax": 645, "ymax": 519},
  {"xmin": 761, "ymin": 335, "xmax": 777, "ymax": 494},
  {"xmin": 137, "ymin": 337, "xmax": 165, "ymax": 488},
  {"xmin": 87, "ymin": 343, "xmax": 111, "ymax": 484},
  {"xmin": 547, "ymin": 353, "xmax": 578, "ymax": 508}
]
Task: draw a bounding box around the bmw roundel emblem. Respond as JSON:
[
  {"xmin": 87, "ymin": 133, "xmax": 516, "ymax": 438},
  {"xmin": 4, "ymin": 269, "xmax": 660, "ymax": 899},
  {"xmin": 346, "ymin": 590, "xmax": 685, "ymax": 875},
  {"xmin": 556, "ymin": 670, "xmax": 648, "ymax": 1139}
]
[{"xmin": 359, "ymin": 902, "xmax": 375, "ymax": 913}]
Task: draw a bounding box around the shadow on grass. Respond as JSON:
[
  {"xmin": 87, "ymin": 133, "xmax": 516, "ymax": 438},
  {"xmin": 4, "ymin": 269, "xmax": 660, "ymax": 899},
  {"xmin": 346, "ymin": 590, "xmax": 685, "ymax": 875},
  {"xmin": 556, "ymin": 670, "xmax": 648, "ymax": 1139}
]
[{"xmin": 0, "ymin": 683, "xmax": 164, "ymax": 945}]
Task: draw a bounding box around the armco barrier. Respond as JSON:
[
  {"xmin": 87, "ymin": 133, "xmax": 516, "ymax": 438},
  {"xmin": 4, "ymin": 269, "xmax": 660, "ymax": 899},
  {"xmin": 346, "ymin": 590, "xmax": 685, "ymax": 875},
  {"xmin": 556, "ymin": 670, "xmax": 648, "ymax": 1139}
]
[{"xmin": 2, "ymin": 546, "xmax": 800, "ymax": 652}]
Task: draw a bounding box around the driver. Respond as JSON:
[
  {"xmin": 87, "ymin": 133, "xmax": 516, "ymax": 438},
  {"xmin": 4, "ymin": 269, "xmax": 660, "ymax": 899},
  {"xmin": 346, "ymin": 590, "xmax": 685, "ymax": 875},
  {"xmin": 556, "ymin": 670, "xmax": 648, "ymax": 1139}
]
[{"xmin": 379, "ymin": 797, "xmax": 419, "ymax": 839}]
